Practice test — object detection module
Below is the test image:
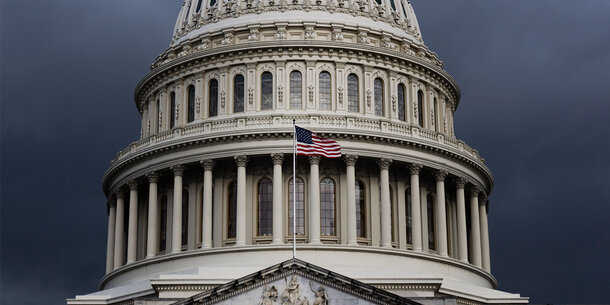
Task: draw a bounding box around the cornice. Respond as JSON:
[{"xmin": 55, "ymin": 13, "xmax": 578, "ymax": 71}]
[{"xmin": 101, "ymin": 121, "xmax": 493, "ymax": 198}]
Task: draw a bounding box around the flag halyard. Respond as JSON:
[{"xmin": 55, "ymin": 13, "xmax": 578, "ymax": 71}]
[{"xmin": 295, "ymin": 126, "xmax": 341, "ymax": 158}]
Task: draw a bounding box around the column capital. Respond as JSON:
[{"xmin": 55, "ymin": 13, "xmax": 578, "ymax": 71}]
[
  {"xmin": 377, "ymin": 158, "xmax": 392, "ymax": 170},
  {"xmin": 455, "ymin": 177, "xmax": 467, "ymax": 189},
  {"xmin": 271, "ymin": 153, "xmax": 285, "ymax": 165},
  {"xmin": 434, "ymin": 169, "xmax": 448, "ymax": 182},
  {"xmin": 479, "ymin": 193, "xmax": 488, "ymax": 204},
  {"xmin": 469, "ymin": 185, "xmax": 481, "ymax": 198},
  {"xmin": 200, "ymin": 159, "xmax": 215, "ymax": 171},
  {"xmin": 234, "ymin": 155, "xmax": 249, "ymax": 167},
  {"xmin": 128, "ymin": 180, "xmax": 139, "ymax": 191},
  {"xmin": 408, "ymin": 163, "xmax": 423, "ymax": 175},
  {"xmin": 146, "ymin": 171, "xmax": 160, "ymax": 183},
  {"xmin": 170, "ymin": 164, "xmax": 186, "ymax": 176},
  {"xmin": 114, "ymin": 188, "xmax": 125, "ymax": 200},
  {"xmin": 309, "ymin": 155, "xmax": 322, "ymax": 165},
  {"xmin": 344, "ymin": 154, "xmax": 358, "ymax": 167}
]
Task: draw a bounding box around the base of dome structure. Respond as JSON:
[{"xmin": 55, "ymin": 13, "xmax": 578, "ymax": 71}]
[{"xmin": 69, "ymin": 254, "xmax": 526, "ymax": 305}]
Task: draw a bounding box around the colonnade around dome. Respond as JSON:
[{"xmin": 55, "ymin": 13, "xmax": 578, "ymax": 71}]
[{"xmin": 104, "ymin": 153, "xmax": 492, "ymax": 286}]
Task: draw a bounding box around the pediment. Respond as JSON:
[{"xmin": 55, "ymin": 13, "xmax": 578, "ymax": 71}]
[{"xmin": 173, "ymin": 259, "xmax": 421, "ymax": 305}]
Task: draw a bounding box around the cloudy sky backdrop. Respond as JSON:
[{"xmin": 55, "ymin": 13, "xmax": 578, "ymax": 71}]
[{"xmin": 1, "ymin": 1, "xmax": 609, "ymax": 304}]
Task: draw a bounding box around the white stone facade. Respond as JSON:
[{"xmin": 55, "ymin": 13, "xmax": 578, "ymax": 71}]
[{"xmin": 68, "ymin": 1, "xmax": 528, "ymax": 304}]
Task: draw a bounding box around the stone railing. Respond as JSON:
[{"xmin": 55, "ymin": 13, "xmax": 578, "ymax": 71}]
[{"xmin": 111, "ymin": 113, "xmax": 485, "ymax": 168}]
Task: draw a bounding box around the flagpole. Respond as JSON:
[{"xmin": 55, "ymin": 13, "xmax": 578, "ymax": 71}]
[{"xmin": 292, "ymin": 119, "xmax": 297, "ymax": 259}]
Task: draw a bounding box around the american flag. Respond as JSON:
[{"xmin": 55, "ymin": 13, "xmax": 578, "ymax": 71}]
[{"xmin": 295, "ymin": 126, "xmax": 341, "ymax": 158}]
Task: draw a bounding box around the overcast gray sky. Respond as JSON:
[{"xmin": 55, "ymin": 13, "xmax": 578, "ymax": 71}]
[{"xmin": 1, "ymin": 1, "xmax": 609, "ymax": 304}]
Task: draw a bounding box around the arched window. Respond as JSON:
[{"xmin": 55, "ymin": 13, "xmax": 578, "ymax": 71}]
[
  {"xmin": 257, "ymin": 178, "xmax": 273, "ymax": 236},
  {"xmin": 405, "ymin": 188, "xmax": 412, "ymax": 245},
  {"xmin": 355, "ymin": 180, "xmax": 366, "ymax": 238},
  {"xmin": 320, "ymin": 178, "xmax": 336, "ymax": 236},
  {"xmin": 288, "ymin": 178, "xmax": 305, "ymax": 235},
  {"xmin": 209, "ymin": 79, "xmax": 218, "ymax": 117},
  {"xmin": 347, "ymin": 74, "xmax": 359, "ymax": 112},
  {"xmin": 319, "ymin": 71, "xmax": 331, "ymax": 110},
  {"xmin": 417, "ymin": 89, "xmax": 424, "ymax": 127},
  {"xmin": 261, "ymin": 72, "xmax": 273, "ymax": 110},
  {"xmin": 427, "ymin": 193, "xmax": 436, "ymax": 251},
  {"xmin": 227, "ymin": 181, "xmax": 237, "ymax": 239},
  {"xmin": 182, "ymin": 189, "xmax": 189, "ymax": 247},
  {"xmin": 234, "ymin": 75, "xmax": 245, "ymax": 113},
  {"xmin": 397, "ymin": 84, "xmax": 406, "ymax": 122},
  {"xmin": 187, "ymin": 85, "xmax": 195, "ymax": 123},
  {"xmin": 159, "ymin": 195, "xmax": 168, "ymax": 253},
  {"xmin": 374, "ymin": 78, "xmax": 384, "ymax": 116},
  {"xmin": 196, "ymin": 0, "xmax": 203, "ymax": 12},
  {"xmin": 170, "ymin": 92, "xmax": 176, "ymax": 129},
  {"xmin": 290, "ymin": 71, "xmax": 302, "ymax": 109}
]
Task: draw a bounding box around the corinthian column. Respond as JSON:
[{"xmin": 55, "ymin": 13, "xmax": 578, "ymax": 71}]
[
  {"xmin": 480, "ymin": 196, "xmax": 491, "ymax": 272},
  {"xmin": 171, "ymin": 165, "xmax": 186, "ymax": 253},
  {"xmin": 105, "ymin": 199, "xmax": 116, "ymax": 274},
  {"xmin": 378, "ymin": 158, "xmax": 392, "ymax": 248},
  {"xmin": 469, "ymin": 186, "xmax": 482, "ymax": 267},
  {"xmin": 146, "ymin": 172, "xmax": 159, "ymax": 258},
  {"xmin": 435, "ymin": 170, "xmax": 448, "ymax": 257},
  {"xmin": 456, "ymin": 177, "xmax": 468, "ymax": 262},
  {"xmin": 113, "ymin": 189, "xmax": 126, "ymax": 269},
  {"xmin": 309, "ymin": 155, "xmax": 322, "ymax": 244},
  {"xmin": 409, "ymin": 163, "xmax": 423, "ymax": 252},
  {"xmin": 200, "ymin": 160, "xmax": 215, "ymax": 249},
  {"xmin": 234, "ymin": 155, "xmax": 248, "ymax": 246},
  {"xmin": 344, "ymin": 155, "xmax": 358, "ymax": 245},
  {"xmin": 126, "ymin": 180, "xmax": 139, "ymax": 264},
  {"xmin": 271, "ymin": 154, "xmax": 284, "ymax": 244}
]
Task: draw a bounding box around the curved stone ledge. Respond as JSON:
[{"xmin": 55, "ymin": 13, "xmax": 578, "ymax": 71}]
[
  {"xmin": 103, "ymin": 113, "xmax": 491, "ymax": 192},
  {"xmin": 100, "ymin": 244, "xmax": 497, "ymax": 291}
]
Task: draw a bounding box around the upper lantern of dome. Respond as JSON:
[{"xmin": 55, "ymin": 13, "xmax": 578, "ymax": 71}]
[{"xmin": 170, "ymin": 0, "xmax": 423, "ymax": 47}]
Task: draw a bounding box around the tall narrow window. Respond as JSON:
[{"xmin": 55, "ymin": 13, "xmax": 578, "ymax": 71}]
[
  {"xmin": 319, "ymin": 71, "xmax": 331, "ymax": 110},
  {"xmin": 320, "ymin": 178, "xmax": 336, "ymax": 236},
  {"xmin": 258, "ymin": 178, "xmax": 273, "ymax": 236},
  {"xmin": 234, "ymin": 75, "xmax": 245, "ymax": 113},
  {"xmin": 261, "ymin": 72, "xmax": 273, "ymax": 110},
  {"xmin": 427, "ymin": 193, "xmax": 436, "ymax": 251},
  {"xmin": 417, "ymin": 89, "xmax": 424, "ymax": 127},
  {"xmin": 170, "ymin": 92, "xmax": 176, "ymax": 129},
  {"xmin": 288, "ymin": 178, "xmax": 305, "ymax": 235},
  {"xmin": 374, "ymin": 78, "xmax": 384, "ymax": 116},
  {"xmin": 406, "ymin": 188, "xmax": 412, "ymax": 245},
  {"xmin": 400, "ymin": 0, "xmax": 408, "ymax": 18},
  {"xmin": 209, "ymin": 79, "xmax": 218, "ymax": 117},
  {"xmin": 155, "ymin": 98, "xmax": 161, "ymax": 133},
  {"xmin": 187, "ymin": 85, "xmax": 195, "ymax": 123},
  {"xmin": 398, "ymin": 84, "xmax": 406, "ymax": 121},
  {"xmin": 196, "ymin": 0, "xmax": 203, "ymax": 12},
  {"xmin": 209, "ymin": 0, "xmax": 217, "ymax": 6},
  {"xmin": 356, "ymin": 180, "xmax": 366, "ymax": 238},
  {"xmin": 433, "ymin": 97, "xmax": 438, "ymax": 131},
  {"xmin": 227, "ymin": 181, "xmax": 237, "ymax": 239},
  {"xmin": 159, "ymin": 195, "xmax": 168, "ymax": 252},
  {"xmin": 347, "ymin": 74, "xmax": 359, "ymax": 112},
  {"xmin": 182, "ymin": 190, "xmax": 189, "ymax": 247},
  {"xmin": 389, "ymin": 0, "xmax": 397, "ymax": 11},
  {"xmin": 290, "ymin": 71, "xmax": 302, "ymax": 109}
]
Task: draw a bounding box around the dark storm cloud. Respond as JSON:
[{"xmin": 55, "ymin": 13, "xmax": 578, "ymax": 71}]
[{"xmin": 1, "ymin": 1, "xmax": 608, "ymax": 304}]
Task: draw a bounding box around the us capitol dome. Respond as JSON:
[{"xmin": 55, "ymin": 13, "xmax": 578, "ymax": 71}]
[{"xmin": 69, "ymin": 0, "xmax": 527, "ymax": 304}]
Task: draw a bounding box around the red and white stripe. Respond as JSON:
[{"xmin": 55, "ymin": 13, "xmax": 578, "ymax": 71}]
[{"xmin": 297, "ymin": 134, "xmax": 341, "ymax": 158}]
